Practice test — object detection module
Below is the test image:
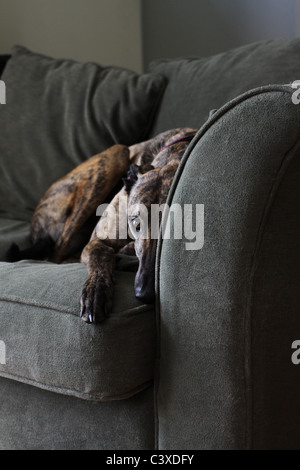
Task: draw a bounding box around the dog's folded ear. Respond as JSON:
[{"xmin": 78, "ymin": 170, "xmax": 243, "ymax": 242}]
[
  {"xmin": 139, "ymin": 163, "xmax": 155, "ymax": 174},
  {"xmin": 123, "ymin": 163, "xmax": 154, "ymax": 193}
]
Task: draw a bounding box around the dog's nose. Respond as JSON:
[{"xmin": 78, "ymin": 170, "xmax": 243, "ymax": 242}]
[
  {"xmin": 135, "ymin": 280, "xmax": 155, "ymax": 304},
  {"xmin": 135, "ymin": 286, "xmax": 155, "ymax": 304},
  {"xmin": 134, "ymin": 246, "xmax": 156, "ymax": 304}
]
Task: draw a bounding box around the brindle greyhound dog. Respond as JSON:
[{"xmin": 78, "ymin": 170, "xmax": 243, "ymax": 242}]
[{"xmin": 6, "ymin": 128, "xmax": 197, "ymax": 324}]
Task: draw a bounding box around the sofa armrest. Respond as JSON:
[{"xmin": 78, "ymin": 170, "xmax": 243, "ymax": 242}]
[{"xmin": 155, "ymin": 85, "xmax": 300, "ymax": 450}]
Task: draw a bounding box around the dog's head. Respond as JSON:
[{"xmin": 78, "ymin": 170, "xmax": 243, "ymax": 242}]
[
  {"xmin": 125, "ymin": 129, "xmax": 198, "ymax": 303},
  {"xmin": 97, "ymin": 128, "xmax": 198, "ymax": 305},
  {"xmin": 126, "ymin": 158, "xmax": 182, "ymax": 304}
]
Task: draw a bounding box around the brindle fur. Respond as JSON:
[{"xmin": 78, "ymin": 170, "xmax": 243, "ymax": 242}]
[
  {"xmin": 80, "ymin": 128, "xmax": 197, "ymax": 323},
  {"xmin": 127, "ymin": 159, "xmax": 184, "ymax": 304},
  {"xmin": 31, "ymin": 144, "xmax": 129, "ymax": 263},
  {"xmin": 6, "ymin": 128, "xmax": 197, "ymax": 324}
]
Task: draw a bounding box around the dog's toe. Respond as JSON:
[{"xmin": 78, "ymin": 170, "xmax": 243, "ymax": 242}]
[
  {"xmin": 80, "ymin": 308, "xmax": 93, "ymax": 324},
  {"xmin": 80, "ymin": 272, "xmax": 114, "ymax": 324}
]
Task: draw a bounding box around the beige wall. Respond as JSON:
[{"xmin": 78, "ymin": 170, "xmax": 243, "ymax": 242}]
[{"xmin": 0, "ymin": 0, "xmax": 142, "ymax": 72}]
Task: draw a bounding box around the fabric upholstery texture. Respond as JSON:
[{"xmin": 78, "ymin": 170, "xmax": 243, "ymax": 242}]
[
  {"xmin": 0, "ymin": 377, "xmax": 155, "ymax": 450},
  {"xmin": 0, "ymin": 46, "xmax": 165, "ymax": 220},
  {"xmin": 0, "ymin": 218, "xmax": 30, "ymax": 261},
  {"xmin": 0, "ymin": 45, "xmax": 160, "ymax": 424},
  {"xmin": 155, "ymin": 85, "xmax": 300, "ymax": 449},
  {"xmin": 2, "ymin": 37, "xmax": 300, "ymax": 450},
  {"xmin": 0, "ymin": 255, "xmax": 156, "ymax": 401},
  {"xmin": 148, "ymin": 38, "xmax": 300, "ymax": 134}
]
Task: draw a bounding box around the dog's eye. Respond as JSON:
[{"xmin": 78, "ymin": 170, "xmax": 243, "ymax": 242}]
[{"xmin": 131, "ymin": 217, "xmax": 141, "ymax": 232}]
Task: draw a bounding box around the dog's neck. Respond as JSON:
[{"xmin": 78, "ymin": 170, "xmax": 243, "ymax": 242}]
[{"xmin": 161, "ymin": 134, "xmax": 195, "ymax": 152}]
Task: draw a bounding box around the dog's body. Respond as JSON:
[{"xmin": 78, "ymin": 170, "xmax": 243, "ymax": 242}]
[{"xmin": 6, "ymin": 128, "xmax": 197, "ymax": 323}]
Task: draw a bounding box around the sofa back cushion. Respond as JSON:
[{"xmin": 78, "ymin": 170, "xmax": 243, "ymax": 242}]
[
  {"xmin": 148, "ymin": 38, "xmax": 300, "ymax": 135},
  {"xmin": 0, "ymin": 46, "xmax": 165, "ymax": 221}
]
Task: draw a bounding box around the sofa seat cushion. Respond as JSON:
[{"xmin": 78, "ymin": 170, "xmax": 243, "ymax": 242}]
[
  {"xmin": 0, "ymin": 255, "xmax": 156, "ymax": 401},
  {"xmin": 0, "ymin": 218, "xmax": 31, "ymax": 261}
]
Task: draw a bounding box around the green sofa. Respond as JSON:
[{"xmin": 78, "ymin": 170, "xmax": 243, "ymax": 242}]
[{"xmin": 1, "ymin": 38, "xmax": 300, "ymax": 450}]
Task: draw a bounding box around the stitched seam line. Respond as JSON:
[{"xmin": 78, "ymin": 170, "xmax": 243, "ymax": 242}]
[
  {"xmin": 0, "ymin": 295, "xmax": 153, "ymax": 318},
  {"xmin": 0, "ymin": 370, "xmax": 153, "ymax": 402}
]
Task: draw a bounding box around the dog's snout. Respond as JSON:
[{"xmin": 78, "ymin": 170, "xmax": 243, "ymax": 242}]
[
  {"xmin": 134, "ymin": 267, "xmax": 155, "ymax": 304},
  {"xmin": 134, "ymin": 240, "xmax": 157, "ymax": 305},
  {"xmin": 135, "ymin": 284, "xmax": 155, "ymax": 304}
]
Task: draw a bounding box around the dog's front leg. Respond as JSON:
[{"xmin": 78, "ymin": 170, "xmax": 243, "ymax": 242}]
[{"xmin": 80, "ymin": 238, "xmax": 117, "ymax": 324}]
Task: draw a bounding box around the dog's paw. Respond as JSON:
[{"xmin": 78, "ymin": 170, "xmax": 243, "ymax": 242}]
[{"xmin": 80, "ymin": 272, "xmax": 114, "ymax": 324}]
